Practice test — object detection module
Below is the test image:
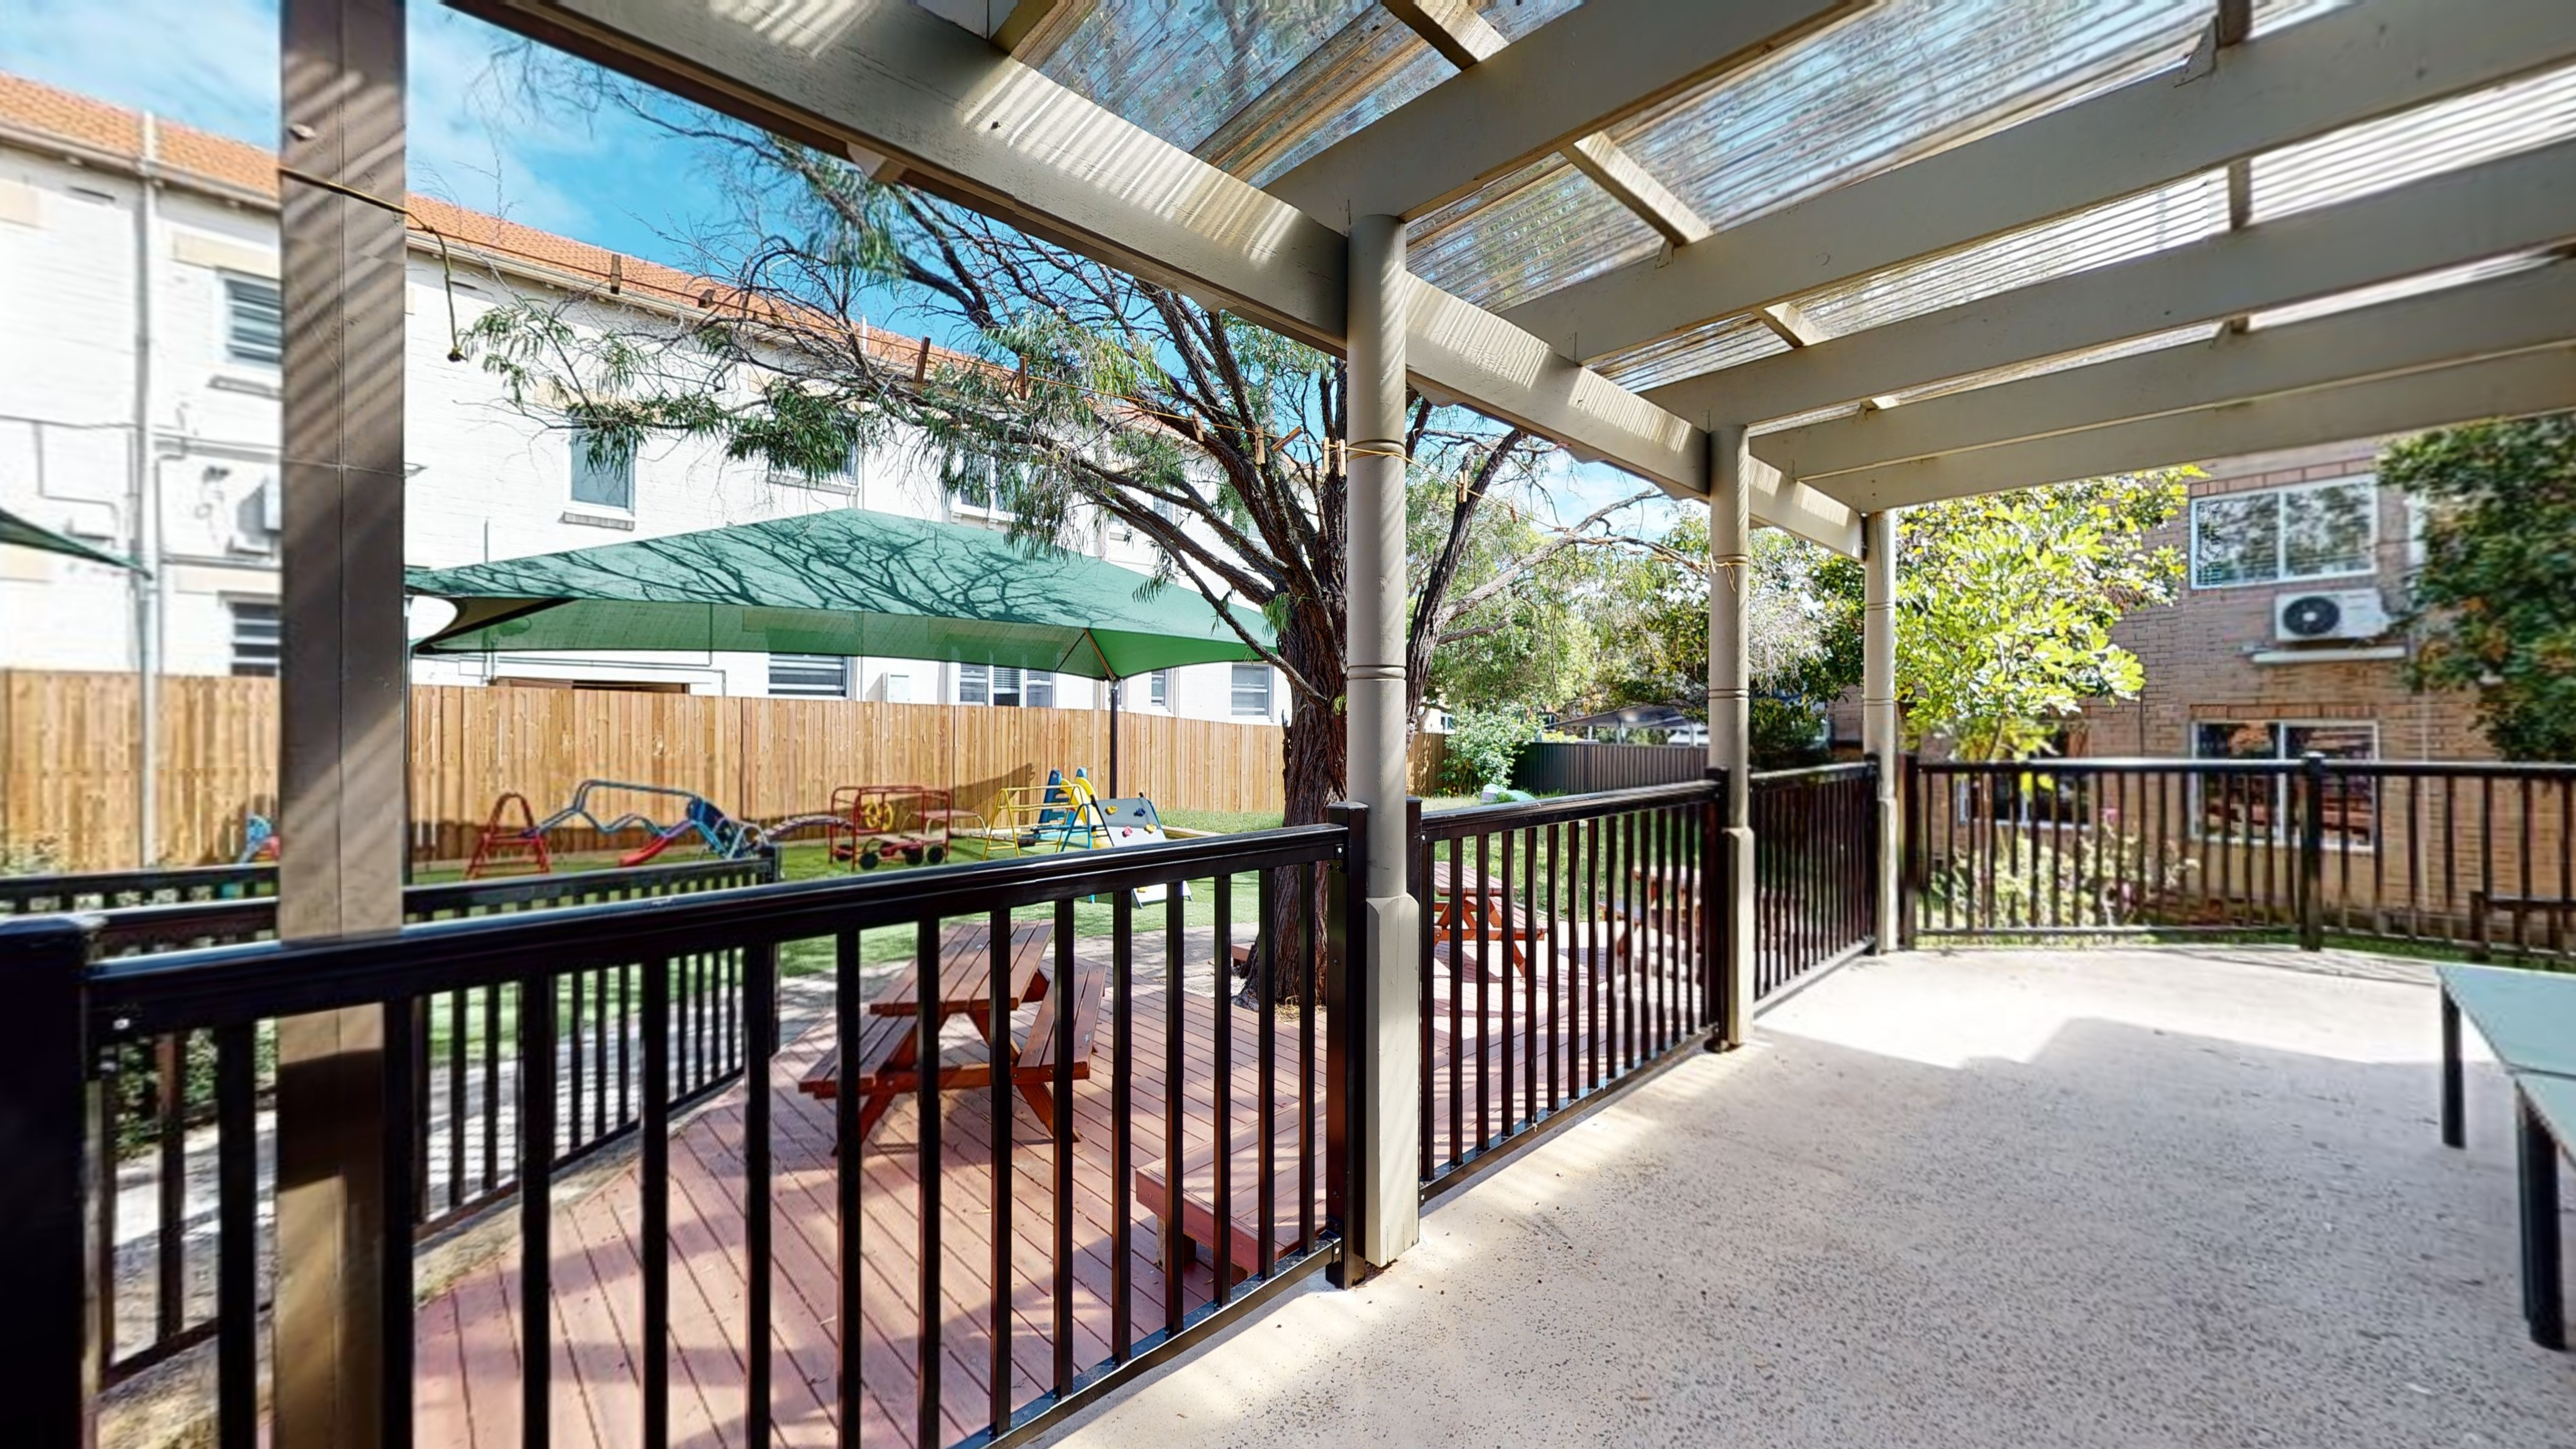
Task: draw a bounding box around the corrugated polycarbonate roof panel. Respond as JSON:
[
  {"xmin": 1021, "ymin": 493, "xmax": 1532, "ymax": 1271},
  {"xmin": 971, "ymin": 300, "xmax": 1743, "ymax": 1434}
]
[
  {"xmin": 1408, "ymin": 154, "xmax": 1663, "ymax": 311},
  {"xmin": 1037, "ymin": 0, "xmax": 1384, "ymax": 152},
  {"xmin": 2253, "ymin": 62, "xmax": 2576, "ymax": 222},
  {"xmin": 1620, "ymin": 0, "xmax": 2214, "ymax": 239},
  {"xmin": 1597, "ymin": 315, "xmax": 1789, "ymax": 394}
]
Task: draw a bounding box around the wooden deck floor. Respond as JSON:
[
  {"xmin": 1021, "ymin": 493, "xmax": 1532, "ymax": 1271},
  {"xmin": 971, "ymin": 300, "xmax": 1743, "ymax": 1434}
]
[{"xmin": 410, "ymin": 924, "xmax": 1707, "ymax": 1449}]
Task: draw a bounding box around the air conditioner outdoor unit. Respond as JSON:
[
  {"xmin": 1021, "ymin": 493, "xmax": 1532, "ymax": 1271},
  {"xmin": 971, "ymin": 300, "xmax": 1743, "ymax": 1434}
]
[
  {"xmin": 2274, "ymin": 588, "xmax": 2388, "ymax": 644},
  {"xmin": 255, "ymin": 472, "xmax": 283, "ymax": 534}
]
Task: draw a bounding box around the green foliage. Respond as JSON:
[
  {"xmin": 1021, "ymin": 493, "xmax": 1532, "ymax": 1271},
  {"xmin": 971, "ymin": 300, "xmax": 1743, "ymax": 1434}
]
[
  {"xmin": 1418, "ymin": 477, "xmax": 1604, "ymax": 712},
  {"xmin": 1748, "ymin": 696, "xmax": 1829, "ymax": 770},
  {"xmin": 1894, "ymin": 475, "xmax": 2187, "ymax": 760},
  {"xmin": 1591, "ymin": 519, "xmax": 1833, "ymax": 717},
  {"xmin": 1440, "ymin": 705, "xmax": 1538, "ymax": 792},
  {"xmin": 2385, "ymin": 413, "xmax": 2576, "ymax": 762}
]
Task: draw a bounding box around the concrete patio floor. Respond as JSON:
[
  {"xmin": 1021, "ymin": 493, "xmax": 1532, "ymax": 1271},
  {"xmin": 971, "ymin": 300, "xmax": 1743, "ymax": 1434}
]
[{"xmin": 1049, "ymin": 945, "xmax": 2576, "ymax": 1449}]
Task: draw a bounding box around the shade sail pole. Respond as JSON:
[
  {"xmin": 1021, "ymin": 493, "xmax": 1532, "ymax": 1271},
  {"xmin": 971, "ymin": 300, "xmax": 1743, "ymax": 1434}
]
[
  {"xmin": 1344, "ymin": 213, "xmax": 1421, "ymax": 1272},
  {"xmin": 1108, "ymin": 672, "xmax": 1120, "ymax": 797}
]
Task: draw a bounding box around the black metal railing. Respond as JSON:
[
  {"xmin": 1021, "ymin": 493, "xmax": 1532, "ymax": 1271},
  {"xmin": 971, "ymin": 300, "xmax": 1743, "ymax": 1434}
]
[
  {"xmin": 79, "ymin": 853, "xmax": 776, "ymax": 1386},
  {"xmin": 1904, "ymin": 756, "xmax": 2576, "ymax": 960},
  {"xmin": 6, "ymin": 813, "xmax": 1364, "ymax": 1449},
  {"xmin": 1750, "ymin": 762, "xmax": 1877, "ymax": 997},
  {"xmin": 1412, "ymin": 779, "xmax": 1724, "ymax": 1195},
  {"xmin": 0, "ymin": 862, "xmax": 276, "ymax": 917}
]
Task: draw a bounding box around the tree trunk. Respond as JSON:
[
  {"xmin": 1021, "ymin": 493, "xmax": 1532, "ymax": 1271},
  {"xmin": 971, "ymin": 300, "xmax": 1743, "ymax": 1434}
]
[{"xmin": 1257, "ymin": 602, "xmax": 1345, "ymax": 1007}]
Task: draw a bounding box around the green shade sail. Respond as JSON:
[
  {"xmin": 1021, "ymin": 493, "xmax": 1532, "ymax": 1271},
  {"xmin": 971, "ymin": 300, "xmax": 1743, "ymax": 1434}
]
[
  {"xmin": 0, "ymin": 506, "xmax": 141, "ymax": 571},
  {"xmin": 405, "ymin": 507, "xmax": 1271, "ymax": 680}
]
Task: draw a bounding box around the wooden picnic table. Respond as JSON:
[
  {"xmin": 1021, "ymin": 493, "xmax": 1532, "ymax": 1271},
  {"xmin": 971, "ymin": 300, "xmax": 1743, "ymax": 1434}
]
[
  {"xmin": 800, "ymin": 918, "xmax": 1105, "ymax": 1142},
  {"xmin": 1426, "ymin": 858, "xmax": 1547, "ymax": 969}
]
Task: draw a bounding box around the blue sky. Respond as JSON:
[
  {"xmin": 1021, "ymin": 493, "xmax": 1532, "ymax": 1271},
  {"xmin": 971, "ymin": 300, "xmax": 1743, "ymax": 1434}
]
[
  {"xmin": 1, "ymin": 0, "xmax": 721, "ymax": 267},
  {"xmin": 0, "ymin": 0, "xmax": 1670, "ymax": 524}
]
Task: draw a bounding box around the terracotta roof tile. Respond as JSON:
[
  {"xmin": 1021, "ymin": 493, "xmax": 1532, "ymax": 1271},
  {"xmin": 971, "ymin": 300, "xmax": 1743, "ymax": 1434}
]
[{"xmin": 0, "ymin": 69, "xmax": 967, "ymax": 372}]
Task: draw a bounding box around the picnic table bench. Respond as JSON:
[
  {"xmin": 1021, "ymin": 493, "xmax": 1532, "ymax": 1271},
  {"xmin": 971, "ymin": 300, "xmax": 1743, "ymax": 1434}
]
[
  {"xmin": 1136, "ymin": 1148, "xmax": 1317, "ymax": 1285},
  {"xmin": 2435, "ymin": 962, "xmax": 2576, "ymax": 1349},
  {"xmin": 799, "ymin": 921, "xmax": 1105, "ymax": 1142}
]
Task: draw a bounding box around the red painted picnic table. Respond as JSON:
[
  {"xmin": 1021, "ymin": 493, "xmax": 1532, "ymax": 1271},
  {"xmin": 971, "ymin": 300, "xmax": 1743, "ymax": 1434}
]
[{"xmin": 1427, "ymin": 859, "xmax": 1549, "ymax": 970}]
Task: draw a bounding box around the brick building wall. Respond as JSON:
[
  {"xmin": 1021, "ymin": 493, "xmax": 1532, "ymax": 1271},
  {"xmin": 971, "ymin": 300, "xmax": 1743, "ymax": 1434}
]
[{"xmin": 2074, "ymin": 437, "xmax": 2494, "ymax": 765}]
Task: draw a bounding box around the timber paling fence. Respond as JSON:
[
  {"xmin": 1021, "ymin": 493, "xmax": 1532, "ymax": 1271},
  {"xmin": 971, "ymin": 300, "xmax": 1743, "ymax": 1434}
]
[
  {"xmin": 0, "ymin": 670, "xmax": 1291, "ymax": 872},
  {"xmin": 1906, "ymin": 756, "xmax": 2576, "ymax": 962}
]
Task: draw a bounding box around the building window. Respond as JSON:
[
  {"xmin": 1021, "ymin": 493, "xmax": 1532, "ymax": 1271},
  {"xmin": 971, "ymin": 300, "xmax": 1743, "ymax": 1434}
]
[
  {"xmin": 228, "ymin": 599, "xmax": 280, "ymax": 677},
  {"xmin": 569, "ymin": 430, "xmax": 636, "ymax": 511},
  {"xmin": 768, "ymin": 653, "xmax": 847, "ymax": 698},
  {"xmin": 773, "ymin": 445, "xmax": 857, "ymax": 490},
  {"xmin": 950, "ymin": 476, "xmax": 1010, "ymax": 518},
  {"xmin": 1230, "ymin": 663, "xmax": 1273, "ymax": 717},
  {"xmin": 2192, "ymin": 719, "xmax": 2378, "ymax": 847},
  {"xmin": 2190, "ymin": 477, "xmax": 2376, "ymax": 589},
  {"xmin": 959, "ymin": 664, "xmax": 1053, "ymax": 708},
  {"xmin": 1147, "ymin": 668, "xmax": 1170, "ymax": 709},
  {"xmin": 222, "ymin": 276, "xmax": 283, "ymax": 366}
]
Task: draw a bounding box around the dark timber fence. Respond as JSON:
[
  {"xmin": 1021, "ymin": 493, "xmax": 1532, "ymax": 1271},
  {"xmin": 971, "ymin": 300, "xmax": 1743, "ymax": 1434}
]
[
  {"xmin": 1904, "ymin": 756, "xmax": 2576, "ymax": 960},
  {"xmin": 1512, "ymin": 741, "xmax": 1705, "ymax": 796}
]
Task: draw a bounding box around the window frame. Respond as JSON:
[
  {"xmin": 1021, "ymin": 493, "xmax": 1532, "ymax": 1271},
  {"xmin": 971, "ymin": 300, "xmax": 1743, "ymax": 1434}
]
[
  {"xmin": 2188, "ymin": 475, "xmax": 2379, "ymax": 591},
  {"xmin": 568, "ymin": 428, "xmax": 637, "ymax": 513},
  {"xmin": 1147, "ymin": 668, "xmax": 1170, "ymax": 710},
  {"xmin": 227, "ymin": 597, "xmax": 281, "ymax": 678},
  {"xmin": 766, "ymin": 653, "xmax": 849, "ymax": 699},
  {"xmin": 1229, "ymin": 662, "xmax": 1273, "ymax": 719},
  {"xmin": 2188, "ymin": 717, "xmax": 2380, "ymax": 848},
  {"xmin": 219, "ymin": 273, "xmax": 284, "ymax": 368}
]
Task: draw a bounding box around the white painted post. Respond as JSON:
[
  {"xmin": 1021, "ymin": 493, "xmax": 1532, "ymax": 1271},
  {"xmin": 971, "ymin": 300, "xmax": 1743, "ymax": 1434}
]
[
  {"xmin": 1344, "ymin": 213, "xmax": 1421, "ymax": 1270},
  {"xmin": 1708, "ymin": 425, "xmax": 1756, "ymax": 1048},
  {"xmin": 1862, "ymin": 509, "xmax": 1901, "ymax": 951}
]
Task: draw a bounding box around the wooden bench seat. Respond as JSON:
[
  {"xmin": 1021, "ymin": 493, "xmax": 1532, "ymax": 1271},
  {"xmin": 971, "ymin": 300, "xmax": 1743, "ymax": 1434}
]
[
  {"xmin": 798, "ymin": 957, "xmax": 1106, "ymax": 1142},
  {"xmin": 1136, "ymin": 1157, "xmax": 1312, "ymax": 1285}
]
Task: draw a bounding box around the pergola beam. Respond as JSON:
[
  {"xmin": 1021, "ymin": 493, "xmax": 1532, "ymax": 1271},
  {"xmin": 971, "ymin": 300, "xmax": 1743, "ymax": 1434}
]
[
  {"xmin": 1501, "ymin": 0, "xmax": 2576, "ymax": 364},
  {"xmin": 1648, "ymin": 139, "xmax": 2576, "ymax": 426},
  {"xmin": 1814, "ymin": 349, "xmax": 2576, "ymax": 512},
  {"xmin": 1755, "ymin": 261, "xmax": 2576, "ymax": 480},
  {"xmin": 1268, "ymin": 0, "xmax": 1858, "ymax": 225},
  {"xmin": 450, "ymin": 0, "xmax": 1865, "ymax": 549}
]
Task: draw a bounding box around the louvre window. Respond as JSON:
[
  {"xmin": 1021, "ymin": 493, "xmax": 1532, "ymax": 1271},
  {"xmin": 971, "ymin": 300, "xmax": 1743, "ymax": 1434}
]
[
  {"xmin": 1230, "ymin": 663, "xmax": 1272, "ymax": 717},
  {"xmin": 768, "ymin": 654, "xmax": 848, "ymax": 698},
  {"xmin": 222, "ymin": 276, "xmax": 283, "ymax": 366},
  {"xmin": 228, "ymin": 599, "xmax": 280, "ymax": 677}
]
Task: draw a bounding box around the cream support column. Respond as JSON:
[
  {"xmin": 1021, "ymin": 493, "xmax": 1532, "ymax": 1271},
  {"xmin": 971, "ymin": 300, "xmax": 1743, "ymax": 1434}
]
[
  {"xmin": 273, "ymin": 0, "xmax": 408, "ymax": 1442},
  {"xmin": 1707, "ymin": 425, "xmax": 1756, "ymax": 1049},
  {"xmin": 1345, "ymin": 213, "xmax": 1422, "ymax": 1269},
  {"xmin": 1861, "ymin": 509, "xmax": 1902, "ymax": 950}
]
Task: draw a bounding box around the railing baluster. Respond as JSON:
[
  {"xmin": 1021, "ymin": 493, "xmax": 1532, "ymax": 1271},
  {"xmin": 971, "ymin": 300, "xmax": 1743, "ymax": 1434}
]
[
  {"xmin": 746, "ymin": 939, "xmax": 776, "ymax": 1449},
  {"xmin": 986, "ymin": 910, "xmax": 1013, "ymax": 1434},
  {"xmin": 1447, "ymin": 836, "xmax": 1462, "ymax": 1169},
  {"xmin": 214, "ymin": 1021, "xmax": 258, "ymax": 1449},
  {"xmin": 914, "ymin": 918, "xmax": 943, "ymax": 1446},
  {"xmin": 1053, "ymin": 899, "xmax": 1077, "ymax": 1393},
  {"xmin": 383, "ymin": 998, "xmax": 417, "ymax": 1449},
  {"xmin": 1500, "ymin": 827, "xmax": 1516, "ymax": 1134},
  {"xmin": 1545, "ymin": 821, "xmax": 1561, "ymax": 1114},
  {"xmin": 1213, "ymin": 874, "xmax": 1235, "ymax": 1310},
  {"xmin": 154, "ymin": 1032, "xmax": 185, "ymax": 1345},
  {"xmin": 520, "ymin": 972, "xmax": 556, "ymax": 1449},
  {"xmin": 643, "ymin": 955, "xmax": 672, "ymax": 1449},
  {"xmin": 1256, "ymin": 869, "xmax": 1277, "ymax": 1283},
  {"xmin": 1474, "ymin": 831, "xmax": 1490, "ymax": 1150},
  {"xmin": 1299, "ymin": 861, "xmax": 1319, "ymax": 1252},
  {"xmin": 1163, "ymin": 881, "xmax": 1186, "ymax": 1336},
  {"xmin": 834, "ymin": 929, "xmax": 861, "ymax": 1449},
  {"xmin": 1111, "ymin": 892, "xmax": 1135, "ymax": 1360}
]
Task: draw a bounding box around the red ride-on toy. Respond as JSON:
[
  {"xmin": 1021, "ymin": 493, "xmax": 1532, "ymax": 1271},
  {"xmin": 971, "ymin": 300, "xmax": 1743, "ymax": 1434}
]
[{"xmin": 826, "ymin": 784, "xmax": 949, "ymax": 869}]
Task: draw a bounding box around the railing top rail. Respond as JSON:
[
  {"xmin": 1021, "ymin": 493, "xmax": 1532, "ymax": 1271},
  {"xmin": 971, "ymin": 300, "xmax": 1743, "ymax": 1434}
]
[
  {"xmin": 82, "ymin": 822, "xmax": 1348, "ymax": 1037},
  {"xmin": 1914, "ymin": 755, "xmax": 2576, "ymax": 780},
  {"xmin": 0, "ymin": 861, "xmax": 276, "ymax": 906},
  {"xmin": 1750, "ymin": 760, "xmax": 1877, "ymax": 785},
  {"xmin": 1417, "ymin": 779, "xmax": 1717, "ymax": 838},
  {"xmin": 82, "ymin": 853, "xmax": 778, "ymax": 955}
]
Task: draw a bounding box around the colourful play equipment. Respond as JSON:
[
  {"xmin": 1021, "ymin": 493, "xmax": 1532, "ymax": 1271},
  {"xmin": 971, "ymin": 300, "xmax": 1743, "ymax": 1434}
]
[
  {"xmin": 826, "ymin": 784, "xmax": 950, "ymax": 870},
  {"xmin": 236, "ymin": 813, "xmax": 281, "ymax": 864},
  {"xmin": 496, "ymin": 780, "xmax": 763, "ymax": 871},
  {"xmin": 463, "ymin": 792, "xmax": 553, "ymax": 880}
]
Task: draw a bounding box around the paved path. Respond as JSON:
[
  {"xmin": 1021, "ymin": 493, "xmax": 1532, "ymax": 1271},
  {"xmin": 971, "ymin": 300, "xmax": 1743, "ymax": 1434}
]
[{"xmin": 1052, "ymin": 945, "xmax": 2576, "ymax": 1449}]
